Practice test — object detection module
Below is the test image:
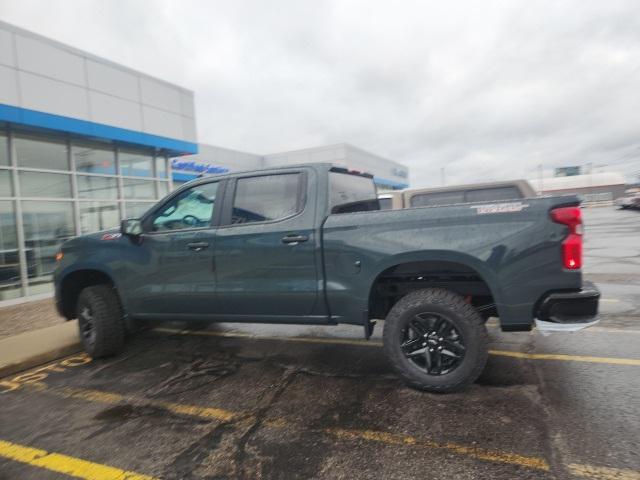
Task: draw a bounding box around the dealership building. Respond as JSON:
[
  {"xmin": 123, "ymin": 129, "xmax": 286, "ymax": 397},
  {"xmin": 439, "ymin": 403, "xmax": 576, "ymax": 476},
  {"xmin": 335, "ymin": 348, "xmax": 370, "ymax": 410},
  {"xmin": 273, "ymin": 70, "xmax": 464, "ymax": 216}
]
[{"xmin": 0, "ymin": 20, "xmax": 408, "ymax": 301}]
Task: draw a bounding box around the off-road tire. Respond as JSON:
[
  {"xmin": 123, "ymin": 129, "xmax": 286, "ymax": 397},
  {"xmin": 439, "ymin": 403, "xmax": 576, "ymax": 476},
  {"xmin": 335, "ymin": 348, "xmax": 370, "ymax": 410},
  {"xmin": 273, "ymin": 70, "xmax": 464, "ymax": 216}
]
[
  {"xmin": 76, "ymin": 285, "xmax": 125, "ymax": 358},
  {"xmin": 383, "ymin": 288, "xmax": 488, "ymax": 393}
]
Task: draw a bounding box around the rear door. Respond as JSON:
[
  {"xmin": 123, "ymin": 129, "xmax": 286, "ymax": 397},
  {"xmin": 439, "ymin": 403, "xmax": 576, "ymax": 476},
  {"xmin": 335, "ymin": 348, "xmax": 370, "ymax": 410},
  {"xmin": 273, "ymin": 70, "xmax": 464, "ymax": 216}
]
[{"xmin": 213, "ymin": 169, "xmax": 320, "ymax": 317}]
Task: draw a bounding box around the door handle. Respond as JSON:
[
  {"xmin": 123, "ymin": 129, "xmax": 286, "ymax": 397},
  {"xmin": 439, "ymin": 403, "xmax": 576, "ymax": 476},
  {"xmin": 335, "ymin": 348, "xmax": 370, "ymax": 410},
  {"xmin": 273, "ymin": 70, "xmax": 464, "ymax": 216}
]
[
  {"xmin": 281, "ymin": 234, "xmax": 309, "ymax": 245},
  {"xmin": 187, "ymin": 242, "xmax": 209, "ymax": 252}
]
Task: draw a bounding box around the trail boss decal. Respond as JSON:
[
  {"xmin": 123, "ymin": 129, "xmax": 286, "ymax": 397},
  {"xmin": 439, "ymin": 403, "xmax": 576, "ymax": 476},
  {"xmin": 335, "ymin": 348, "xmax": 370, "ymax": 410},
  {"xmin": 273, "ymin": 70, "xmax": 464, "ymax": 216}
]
[
  {"xmin": 101, "ymin": 233, "xmax": 122, "ymax": 241},
  {"xmin": 471, "ymin": 202, "xmax": 529, "ymax": 215}
]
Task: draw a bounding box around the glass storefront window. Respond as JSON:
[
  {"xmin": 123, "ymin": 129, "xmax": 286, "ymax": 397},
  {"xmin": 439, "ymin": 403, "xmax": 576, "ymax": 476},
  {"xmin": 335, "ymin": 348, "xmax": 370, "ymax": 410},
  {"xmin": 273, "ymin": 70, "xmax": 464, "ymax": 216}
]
[
  {"xmin": 0, "ymin": 201, "xmax": 21, "ymax": 300},
  {"xmin": 77, "ymin": 175, "xmax": 118, "ymax": 199},
  {"xmin": 156, "ymin": 180, "xmax": 169, "ymax": 198},
  {"xmin": 0, "ymin": 170, "xmax": 13, "ymax": 197},
  {"xmin": 0, "ymin": 132, "xmax": 8, "ymax": 166},
  {"xmin": 19, "ymin": 171, "xmax": 72, "ymax": 198},
  {"xmin": 119, "ymin": 151, "xmax": 153, "ymax": 177},
  {"xmin": 79, "ymin": 202, "xmax": 120, "ymax": 234},
  {"xmin": 15, "ymin": 135, "xmax": 69, "ymax": 171},
  {"xmin": 155, "ymin": 155, "xmax": 167, "ymax": 178},
  {"xmin": 125, "ymin": 202, "xmax": 154, "ymax": 218},
  {"xmin": 123, "ymin": 178, "xmax": 155, "ymax": 199},
  {"xmin": 21, "ymin": 201, "xmax": 75, "ymax": 289},
  {"xmin": 73, "ymin": 143, "xmax": 116, "ymax": 175}
]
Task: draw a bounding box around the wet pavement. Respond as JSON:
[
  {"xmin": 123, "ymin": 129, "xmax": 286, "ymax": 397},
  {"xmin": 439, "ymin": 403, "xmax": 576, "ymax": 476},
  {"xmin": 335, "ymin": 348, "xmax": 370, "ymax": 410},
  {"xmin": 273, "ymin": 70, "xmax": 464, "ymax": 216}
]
[{"xmin": 0, "ymin": 206, "xmax": 639, "ymax": 480}]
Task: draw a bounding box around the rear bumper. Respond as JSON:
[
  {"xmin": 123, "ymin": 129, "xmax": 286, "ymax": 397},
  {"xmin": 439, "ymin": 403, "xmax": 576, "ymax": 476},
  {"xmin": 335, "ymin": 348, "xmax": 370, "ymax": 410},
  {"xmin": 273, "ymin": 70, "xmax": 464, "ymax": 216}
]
[{"xmin": 536, "ymin": 280, "xmax": 600, "ymax": 326}]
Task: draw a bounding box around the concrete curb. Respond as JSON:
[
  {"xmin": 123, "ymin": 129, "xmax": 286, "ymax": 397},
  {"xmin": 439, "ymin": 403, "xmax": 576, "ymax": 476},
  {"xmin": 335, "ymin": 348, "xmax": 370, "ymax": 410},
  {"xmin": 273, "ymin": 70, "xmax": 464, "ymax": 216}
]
[{"xmin": 0, "ymin": 320, "xmax": 81, "ymax": 378}]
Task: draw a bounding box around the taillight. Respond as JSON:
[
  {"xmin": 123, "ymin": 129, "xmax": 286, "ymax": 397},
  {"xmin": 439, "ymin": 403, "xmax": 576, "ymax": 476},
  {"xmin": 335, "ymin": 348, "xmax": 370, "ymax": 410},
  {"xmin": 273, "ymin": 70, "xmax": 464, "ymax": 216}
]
[{"xmin": 550, "ymin": 206, "xmax": 582, "ymax": 269}]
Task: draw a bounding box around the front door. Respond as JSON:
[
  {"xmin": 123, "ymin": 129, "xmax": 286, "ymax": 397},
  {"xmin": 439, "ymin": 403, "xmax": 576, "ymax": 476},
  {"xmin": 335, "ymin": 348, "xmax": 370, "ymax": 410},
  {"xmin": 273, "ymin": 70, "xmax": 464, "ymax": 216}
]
[
  {"xmin": 214, "ymin": 170, "xmax": 320, "ymax": 318},
  {"xmin": 127, "ymin": 180, "xmax": 222, "ymax": 316}
]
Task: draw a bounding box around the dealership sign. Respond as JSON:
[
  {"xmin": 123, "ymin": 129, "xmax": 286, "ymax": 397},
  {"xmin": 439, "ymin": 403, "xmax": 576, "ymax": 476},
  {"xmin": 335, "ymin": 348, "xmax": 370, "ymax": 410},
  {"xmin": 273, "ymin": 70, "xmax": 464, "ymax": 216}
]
[{"xmin": 171, "ymin": 159, "xmax": 229, "ymax": 175}]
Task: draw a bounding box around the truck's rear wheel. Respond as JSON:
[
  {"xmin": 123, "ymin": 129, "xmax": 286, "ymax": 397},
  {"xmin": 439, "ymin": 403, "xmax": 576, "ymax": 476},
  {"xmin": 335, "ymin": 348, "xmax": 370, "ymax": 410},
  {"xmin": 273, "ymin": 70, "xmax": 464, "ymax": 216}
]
[
  {"xmin": 383, "ymin": 288, "xmax": 488, "ymax": 393},
  {"xmin": 76, "ymin": 285, "xmax": 125, "ymax": 358}
]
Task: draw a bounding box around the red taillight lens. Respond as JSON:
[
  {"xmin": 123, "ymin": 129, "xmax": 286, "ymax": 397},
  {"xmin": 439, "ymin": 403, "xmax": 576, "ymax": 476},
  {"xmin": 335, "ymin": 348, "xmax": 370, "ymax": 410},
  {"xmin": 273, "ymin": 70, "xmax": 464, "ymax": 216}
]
[{"xmin": 550, "ymin": 206, "xmax": 582, "ymax": 269}]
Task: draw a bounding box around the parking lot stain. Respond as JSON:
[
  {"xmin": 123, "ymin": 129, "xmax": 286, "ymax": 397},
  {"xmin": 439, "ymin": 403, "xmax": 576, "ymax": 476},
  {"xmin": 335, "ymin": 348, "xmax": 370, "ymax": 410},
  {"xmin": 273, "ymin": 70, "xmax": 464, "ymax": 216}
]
[
  {"xmin": 4, "ymin": 379, "xmax": 638, "ymax": 480},
  {"xmin": 1, "ymin": 329, "xmax": 639, "ymax": 479},
  {"xmin": 153, "ymin": 327, "xmax": 640, "ymax": 367}
]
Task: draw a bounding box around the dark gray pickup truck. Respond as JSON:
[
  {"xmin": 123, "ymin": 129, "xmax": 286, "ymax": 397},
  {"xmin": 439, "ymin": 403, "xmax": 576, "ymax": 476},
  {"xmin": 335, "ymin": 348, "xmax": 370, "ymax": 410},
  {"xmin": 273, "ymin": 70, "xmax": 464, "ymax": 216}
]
[{"xmin": 54, "ymin": 163, "xmax": 599, "ymax": 392}]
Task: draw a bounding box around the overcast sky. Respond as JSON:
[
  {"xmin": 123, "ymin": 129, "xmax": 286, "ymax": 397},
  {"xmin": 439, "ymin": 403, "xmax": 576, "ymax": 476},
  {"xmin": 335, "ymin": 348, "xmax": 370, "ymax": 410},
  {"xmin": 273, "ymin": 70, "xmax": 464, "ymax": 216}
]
[{"xmin": 1, "ymin": 0, "xmax": 639, "ymax": 186}]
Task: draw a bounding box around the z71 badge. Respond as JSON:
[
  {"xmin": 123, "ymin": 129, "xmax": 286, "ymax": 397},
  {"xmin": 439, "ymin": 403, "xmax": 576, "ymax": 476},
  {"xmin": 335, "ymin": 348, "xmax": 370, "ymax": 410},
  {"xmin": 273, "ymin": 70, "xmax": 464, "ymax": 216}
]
[{"xmin": 471, "ymin": 202, "xmax": 529, "ymax": 214}]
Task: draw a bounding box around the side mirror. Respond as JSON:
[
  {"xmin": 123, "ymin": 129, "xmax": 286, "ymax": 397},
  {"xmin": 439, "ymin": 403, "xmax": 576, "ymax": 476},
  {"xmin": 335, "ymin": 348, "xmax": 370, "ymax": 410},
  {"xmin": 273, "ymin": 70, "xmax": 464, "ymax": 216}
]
[{"xmin": 120, "ymin": 218, "xmax": 143, "ymax": 237}]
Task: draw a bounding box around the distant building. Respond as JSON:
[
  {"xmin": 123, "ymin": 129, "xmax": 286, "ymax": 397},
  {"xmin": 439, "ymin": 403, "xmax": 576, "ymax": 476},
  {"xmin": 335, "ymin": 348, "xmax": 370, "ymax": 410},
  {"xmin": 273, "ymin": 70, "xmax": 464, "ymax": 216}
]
[
  {"xmin": 530, "ymin": 172, "xmax": 627, "ymax": 203},
  {"xmin": 554, "ymin": 166, "xmax": 581, "ymax": 177},
  {"xmin": 174, "ymin": 143, "xmax": 409, "ymax": 192}
]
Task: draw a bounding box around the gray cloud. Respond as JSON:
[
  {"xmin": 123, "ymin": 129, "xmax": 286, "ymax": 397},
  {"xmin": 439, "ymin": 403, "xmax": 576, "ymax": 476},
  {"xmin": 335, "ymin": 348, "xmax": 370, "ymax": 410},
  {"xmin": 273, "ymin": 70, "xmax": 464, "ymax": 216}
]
[{"xmin": 1, "ymin": 0, "xmax": 639, "ymax": 186}]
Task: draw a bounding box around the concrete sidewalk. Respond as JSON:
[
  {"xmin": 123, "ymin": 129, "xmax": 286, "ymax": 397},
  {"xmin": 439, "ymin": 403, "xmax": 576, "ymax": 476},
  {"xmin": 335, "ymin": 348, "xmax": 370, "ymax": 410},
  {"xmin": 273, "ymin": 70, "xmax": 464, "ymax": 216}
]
[
  {"xmin": 0, "ymin": 297, "xmax": 65, "ymax": 339},
  {"xmin": 0, "ymin": 320, "xmax": 81, "ymax": 378}
]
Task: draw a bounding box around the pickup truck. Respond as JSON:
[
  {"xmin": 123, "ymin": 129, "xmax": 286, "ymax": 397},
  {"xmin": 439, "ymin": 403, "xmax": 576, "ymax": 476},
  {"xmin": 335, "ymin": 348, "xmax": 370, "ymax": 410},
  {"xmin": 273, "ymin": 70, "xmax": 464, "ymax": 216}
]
[{"xmin": 54, "ymin": 163, "xmax": 600, "ymax": 392}]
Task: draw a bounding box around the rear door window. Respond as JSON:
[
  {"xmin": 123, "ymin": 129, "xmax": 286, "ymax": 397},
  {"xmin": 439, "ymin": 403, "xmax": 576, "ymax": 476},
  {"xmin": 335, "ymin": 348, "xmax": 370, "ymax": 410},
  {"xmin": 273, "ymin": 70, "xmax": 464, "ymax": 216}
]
[{"xmin": 229, "ymin": 173, "xmax": 303, "ymax": 225}]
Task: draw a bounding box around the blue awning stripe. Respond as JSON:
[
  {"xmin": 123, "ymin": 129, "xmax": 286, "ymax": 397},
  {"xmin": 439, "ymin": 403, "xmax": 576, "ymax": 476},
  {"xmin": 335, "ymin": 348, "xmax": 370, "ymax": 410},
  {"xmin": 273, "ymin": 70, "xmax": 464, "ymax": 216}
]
[{"xmin": 0, "ymin": 103, "xmax": 198, "ymax": 156}]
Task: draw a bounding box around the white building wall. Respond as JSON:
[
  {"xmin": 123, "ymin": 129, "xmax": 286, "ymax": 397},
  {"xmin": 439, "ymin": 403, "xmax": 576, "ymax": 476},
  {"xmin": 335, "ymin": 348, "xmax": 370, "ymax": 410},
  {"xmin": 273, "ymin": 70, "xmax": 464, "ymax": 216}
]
[
  {"xmin": 263, "ymin": 143, "xmax": 409, "ymax": 187},
  {"xmin": 263, "ymin": 144, "xmax": 348, "ymax": 167},
  {"xmin": 187, "ymin": 144, "xmax": 263, "ymax": 172},
  {"xmin": 0, "ymin": 20, "xmax": 196, "ymax": 143}
]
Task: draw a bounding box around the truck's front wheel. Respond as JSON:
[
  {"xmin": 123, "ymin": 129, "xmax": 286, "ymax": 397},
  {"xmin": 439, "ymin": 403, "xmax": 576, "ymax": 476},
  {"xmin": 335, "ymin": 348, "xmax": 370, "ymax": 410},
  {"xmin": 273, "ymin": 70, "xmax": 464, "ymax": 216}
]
[
  {"xmin": 76, "ymin": 285, "xmax": 125, "ymax": 358},
  {"xmin": 383, "ymin": 288, "xmax": 488, "ymax": 393}
]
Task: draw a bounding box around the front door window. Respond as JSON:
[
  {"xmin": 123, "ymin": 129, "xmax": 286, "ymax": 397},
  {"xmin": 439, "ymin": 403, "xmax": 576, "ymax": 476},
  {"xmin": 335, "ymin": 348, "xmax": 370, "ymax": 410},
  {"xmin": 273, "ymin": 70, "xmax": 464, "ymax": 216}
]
[{"xmin": 151, "ymin": 182, "xmax": 219, "ymax": 231}]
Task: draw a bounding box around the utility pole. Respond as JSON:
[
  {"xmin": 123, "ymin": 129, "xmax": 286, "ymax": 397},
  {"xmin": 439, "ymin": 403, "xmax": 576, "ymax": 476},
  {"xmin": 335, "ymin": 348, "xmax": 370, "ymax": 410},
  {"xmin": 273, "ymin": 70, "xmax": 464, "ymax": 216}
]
[
  {"xmin": 538, "ymin": 164, "xmax": 543, "ymax": 194},
  {"xmin": 440, "ymin": 167, "xmax": 445, "ymax": 187}
]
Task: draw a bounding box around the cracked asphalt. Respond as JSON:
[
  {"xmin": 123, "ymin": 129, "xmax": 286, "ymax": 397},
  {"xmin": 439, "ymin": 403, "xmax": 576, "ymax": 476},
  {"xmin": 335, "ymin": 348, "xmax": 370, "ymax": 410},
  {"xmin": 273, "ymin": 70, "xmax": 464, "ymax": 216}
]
[{"xmin": 0, "ymin": 207, "xmax": 639, "ymax": 479}]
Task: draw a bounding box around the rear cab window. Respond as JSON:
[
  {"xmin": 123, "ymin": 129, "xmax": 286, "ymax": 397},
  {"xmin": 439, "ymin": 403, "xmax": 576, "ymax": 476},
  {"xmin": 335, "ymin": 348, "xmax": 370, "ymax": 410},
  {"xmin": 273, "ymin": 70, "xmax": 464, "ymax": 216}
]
[
  {"xmin": 329, "ymin": 168, "xmax": 378, "ymax": 213},
  {"xmin": 378, "ymin": 197, "xmax": 393, "ymax": 210}
]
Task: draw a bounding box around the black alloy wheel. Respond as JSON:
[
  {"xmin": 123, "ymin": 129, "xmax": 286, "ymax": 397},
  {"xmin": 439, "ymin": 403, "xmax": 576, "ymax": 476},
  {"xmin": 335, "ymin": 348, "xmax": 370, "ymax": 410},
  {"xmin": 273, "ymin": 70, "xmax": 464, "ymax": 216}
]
[{"xmin": 400, "ymin": 313, "xmax": 465, "ymax": 375}]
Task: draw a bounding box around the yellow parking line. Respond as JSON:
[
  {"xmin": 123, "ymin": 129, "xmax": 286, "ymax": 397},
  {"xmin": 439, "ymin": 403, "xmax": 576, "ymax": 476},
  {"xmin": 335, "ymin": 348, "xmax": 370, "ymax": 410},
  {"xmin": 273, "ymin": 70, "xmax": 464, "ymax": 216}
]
[
  {"xmin": 568, "ymin": 463, "xmax": 640, "ymax": 480},
  {"xmin": 488, "ymin": 350, "xmax": 640, "ymax": 366},
  {"xmin": 61, "ymin": 387, "xmax": 236, "ymax": 422},
  {"xmin": 0, "ymin": 439, "xmax": 156, "ymax": 480},
  {"xmin": 325, "ymin": 427, "xmax": 550, "ymax": 471},
  {"xmin": 154, "ymin": 327, "xmax": 640, "ymax": 366}
]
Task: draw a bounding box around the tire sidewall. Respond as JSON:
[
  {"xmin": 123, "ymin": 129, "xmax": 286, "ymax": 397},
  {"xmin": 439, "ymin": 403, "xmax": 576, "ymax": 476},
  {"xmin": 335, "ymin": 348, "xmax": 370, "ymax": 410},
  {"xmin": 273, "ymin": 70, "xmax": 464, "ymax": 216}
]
[
  {"xmin": 76, "ymin": 285, "xmax": 124, "ymax": 358},
  {"xmin": 76, "ymin": 293, "xmax": 97, "ymax": 354},
  {"xmin": 384, "ymin": 290, "xmax": 487, "ymax": 391}
]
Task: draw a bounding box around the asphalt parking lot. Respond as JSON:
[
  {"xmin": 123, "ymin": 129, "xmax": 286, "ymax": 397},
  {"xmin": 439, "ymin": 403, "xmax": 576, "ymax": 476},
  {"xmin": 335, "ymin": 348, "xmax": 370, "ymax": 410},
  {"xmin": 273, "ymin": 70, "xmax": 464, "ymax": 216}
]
[{"xmin": 1, "ymin": 207, "xmax": 639, "ymax": 480}]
